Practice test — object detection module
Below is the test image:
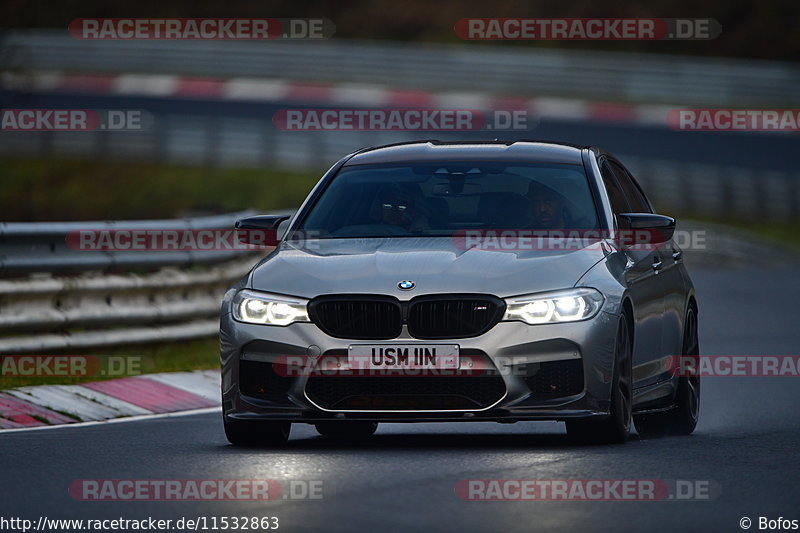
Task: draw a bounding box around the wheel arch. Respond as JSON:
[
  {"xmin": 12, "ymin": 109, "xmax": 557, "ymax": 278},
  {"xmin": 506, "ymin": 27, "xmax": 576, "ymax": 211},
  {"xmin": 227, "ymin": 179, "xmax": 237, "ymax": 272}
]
[
  {"xmin": 687, "ymin": 293, "xmax": 699, "ymax": 315},
  {"xmin": 620, "ymin": 295, "xmax": 635, "ymax": 349}
]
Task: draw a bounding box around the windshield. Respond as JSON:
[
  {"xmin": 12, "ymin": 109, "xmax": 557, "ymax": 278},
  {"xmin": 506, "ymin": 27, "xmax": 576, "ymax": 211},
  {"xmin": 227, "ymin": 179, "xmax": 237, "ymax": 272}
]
[{"xmin": 297, "ymin": 161, "xmax": 599, "ymax": 238}]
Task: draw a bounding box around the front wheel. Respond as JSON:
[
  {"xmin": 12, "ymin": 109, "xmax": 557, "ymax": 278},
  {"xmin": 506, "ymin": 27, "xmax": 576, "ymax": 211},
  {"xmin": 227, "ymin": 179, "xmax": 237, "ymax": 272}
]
[
  {"xmin": 634, "ymin": 306, "xmax": 700, "ymax": 437},
  {"xmin": 566, "ymin": 314, "xmax": 632, "ymax": 445},
  {"xmin": 224, "ymin": 418, "xmax": 291, "ymax": 447}
]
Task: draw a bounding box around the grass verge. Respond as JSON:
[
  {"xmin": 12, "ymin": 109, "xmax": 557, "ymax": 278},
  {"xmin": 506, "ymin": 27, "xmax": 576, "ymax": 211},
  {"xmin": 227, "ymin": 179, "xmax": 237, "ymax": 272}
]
[
  {"xmin": 677, "ymin": 213, "xmax": 800, "ymax": 251},
  {"xmin": 0, "ymin": 157, "xmax": 320, "ymax": 221},
  {"xmin": 0, "ymin": 337, "xmax": 219, "ymax": 390}
]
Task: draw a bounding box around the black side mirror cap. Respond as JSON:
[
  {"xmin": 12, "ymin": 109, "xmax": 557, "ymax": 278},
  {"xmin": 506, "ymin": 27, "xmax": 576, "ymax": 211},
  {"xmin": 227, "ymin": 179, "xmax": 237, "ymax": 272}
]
[
  {"xmin": 234, "ymin": 215, "xmax": 290, "ymax": 246},
  {"xmin": 616, "ymin": 213, "xmax": 675, "ymax": 247}
]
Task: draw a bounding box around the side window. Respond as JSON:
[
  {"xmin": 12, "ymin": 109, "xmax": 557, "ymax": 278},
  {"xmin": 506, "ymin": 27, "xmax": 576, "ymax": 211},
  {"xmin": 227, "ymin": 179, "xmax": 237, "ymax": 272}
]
[
  {"xmin": 600, "ymin": 161, "xmax": 629, "ymax": 215},
  {"xmin": 609, "ymin": 161, "xmax": 652, "ymax": 213}
]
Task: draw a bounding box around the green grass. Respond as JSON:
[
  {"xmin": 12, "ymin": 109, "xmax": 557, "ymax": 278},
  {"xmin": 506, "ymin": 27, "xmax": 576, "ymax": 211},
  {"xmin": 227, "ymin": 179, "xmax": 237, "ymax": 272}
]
[
  {"xmin": 5, "ymin": 157, "xmax": 798, "ymax": 250},
  {"xmin": 0, "ymin": 337, "xmax": 219, "ymax": 390},
  {"xmin": 0, "ymin": 157, "xmax": 315, "ymax": 390},
  {"xmin": 0, "ymin": 157, "xmax": 320, "ymax": 221},
  {"xmin": 724, "ymin": 222, "xmax": 800, "ymax": 250},
  {"xmin": 678, "ymin": 213, "xmax": 800, "ymax": 251}
]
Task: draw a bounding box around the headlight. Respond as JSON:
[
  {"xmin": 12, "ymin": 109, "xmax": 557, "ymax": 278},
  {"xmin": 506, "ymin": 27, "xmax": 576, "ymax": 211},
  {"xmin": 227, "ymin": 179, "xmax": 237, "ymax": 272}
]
[
  {"xmin": 232, "ymin": 289, "xmax": 310, "ymax": 326},
  {"xmin": 503, "ymin": 288, "xmax": 604, "ymax": 324}
]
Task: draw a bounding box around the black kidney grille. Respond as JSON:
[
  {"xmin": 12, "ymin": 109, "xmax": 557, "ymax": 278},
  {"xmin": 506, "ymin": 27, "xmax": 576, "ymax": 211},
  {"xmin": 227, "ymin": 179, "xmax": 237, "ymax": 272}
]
[
  {"xmin": 309, "ymin": 297, "xmax": 402, "ymax": 340},
  {"xmin": 408, "ymin": 296, "xmax": 505, "ymax": 339},
  {"xmin": 309, "ymin": 295, "xmax": 505, "ymax": 340}
]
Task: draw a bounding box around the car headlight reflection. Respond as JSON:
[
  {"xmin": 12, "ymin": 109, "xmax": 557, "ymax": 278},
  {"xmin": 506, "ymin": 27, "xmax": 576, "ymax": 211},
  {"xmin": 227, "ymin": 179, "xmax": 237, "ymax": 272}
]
[
  {"xmin": 503, "ymin": 288, "xmax": 604, "ymax": 324},
  {"xmin": 232, "ymin": 289, "xmax": 310, "ymax": 326}
]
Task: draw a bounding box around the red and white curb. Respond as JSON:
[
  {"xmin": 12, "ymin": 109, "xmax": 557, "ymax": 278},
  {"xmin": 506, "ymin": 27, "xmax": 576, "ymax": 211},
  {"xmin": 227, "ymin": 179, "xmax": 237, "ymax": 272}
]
[
  {"xmin": 1, "ymin": 70, "xmax": 677, "ymax": 127},
  {"xmin": 0, "ymin": 370, "xmax": 219, "ymax": 429}
]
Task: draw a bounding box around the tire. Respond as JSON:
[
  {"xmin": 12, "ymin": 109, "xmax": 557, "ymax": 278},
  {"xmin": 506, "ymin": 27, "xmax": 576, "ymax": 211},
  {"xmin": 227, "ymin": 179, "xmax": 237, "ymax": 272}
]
[
  {"xmin": 224, "ymin": 418, "xmax": 291, "ymax": 447},
  {"xmin": 566, "ymin": 314, "xmax": 633, "ymax": 445},
  {"xmin": 634, "ymin": 305, "xmax": 700, "ymax": 438},
  {"xmin": 315, "ymin": 421, "xmax": 378, "ymax": 440}
]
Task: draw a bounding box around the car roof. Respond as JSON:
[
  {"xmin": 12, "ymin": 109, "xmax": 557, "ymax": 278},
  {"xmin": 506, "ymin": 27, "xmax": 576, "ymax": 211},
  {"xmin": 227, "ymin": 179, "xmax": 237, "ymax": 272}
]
[{"xmin": 343, "ymin": 140, "xmax": 589, "ymax": 166}]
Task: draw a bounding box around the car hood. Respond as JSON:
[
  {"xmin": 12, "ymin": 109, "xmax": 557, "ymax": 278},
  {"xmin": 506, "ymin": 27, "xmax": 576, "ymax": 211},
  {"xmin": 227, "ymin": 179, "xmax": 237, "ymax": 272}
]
[{"xmin": 249, "ymin": 237, "xmax": 606, "ymax": 299}]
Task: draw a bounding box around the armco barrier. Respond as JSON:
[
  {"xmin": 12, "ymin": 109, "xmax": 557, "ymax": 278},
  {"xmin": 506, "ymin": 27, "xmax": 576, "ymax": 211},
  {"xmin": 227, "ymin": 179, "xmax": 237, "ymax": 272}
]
[
  {"xmin": 0, "ymin": 210, "xmax": 258, "ymax": 277},
  {"xmin": 0, "ymin": 211, "xmax": 270, "ymax": 352}
]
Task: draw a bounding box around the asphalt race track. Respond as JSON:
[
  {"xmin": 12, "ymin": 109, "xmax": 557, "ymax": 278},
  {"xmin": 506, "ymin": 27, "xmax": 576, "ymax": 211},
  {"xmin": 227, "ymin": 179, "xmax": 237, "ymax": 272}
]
[{"xmin": 1, "ymin": 266, "xmax": 799, "ymax": 533}]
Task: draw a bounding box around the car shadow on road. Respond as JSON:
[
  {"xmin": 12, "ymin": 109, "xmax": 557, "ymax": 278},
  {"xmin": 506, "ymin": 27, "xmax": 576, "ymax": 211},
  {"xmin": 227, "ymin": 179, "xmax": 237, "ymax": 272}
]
[
  {"xmin": 213, "ymin": 430, "xmax": 679, "ymax": 454},
  {"xmin": 296, "ymin": 432, "xmax": 575, "ymax": 450}
]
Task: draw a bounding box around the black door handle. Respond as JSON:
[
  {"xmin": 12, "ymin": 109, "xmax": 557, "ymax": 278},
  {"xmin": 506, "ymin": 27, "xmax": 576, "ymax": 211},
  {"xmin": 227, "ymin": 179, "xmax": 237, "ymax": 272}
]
[{"xmin": 652, "ymin": 257, "xmax": 663, "ymax": 273}]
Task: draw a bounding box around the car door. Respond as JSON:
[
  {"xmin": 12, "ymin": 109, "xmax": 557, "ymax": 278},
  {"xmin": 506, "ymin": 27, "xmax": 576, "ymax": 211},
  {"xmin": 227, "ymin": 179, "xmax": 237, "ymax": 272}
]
[
  {"xmin": 610, "ymin": 160, "xmax": 686, "ymax": 372},
  {"xmin": 599, "ymin": 158, "xmax": 664, "ymax": 389}
]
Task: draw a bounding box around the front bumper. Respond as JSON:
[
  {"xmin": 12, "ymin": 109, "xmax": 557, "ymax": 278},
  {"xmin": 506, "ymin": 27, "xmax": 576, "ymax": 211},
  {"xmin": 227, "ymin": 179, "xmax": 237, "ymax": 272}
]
[{"xmin": 220, "ymin": 310, "xmax": 620, "ymax": 423}]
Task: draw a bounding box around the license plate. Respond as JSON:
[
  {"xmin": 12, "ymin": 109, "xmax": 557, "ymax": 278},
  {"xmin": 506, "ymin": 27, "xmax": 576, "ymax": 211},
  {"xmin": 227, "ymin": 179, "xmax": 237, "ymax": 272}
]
[{"xmin": 348, "ymin": 344, "xmax": 460, "ymax": 370}]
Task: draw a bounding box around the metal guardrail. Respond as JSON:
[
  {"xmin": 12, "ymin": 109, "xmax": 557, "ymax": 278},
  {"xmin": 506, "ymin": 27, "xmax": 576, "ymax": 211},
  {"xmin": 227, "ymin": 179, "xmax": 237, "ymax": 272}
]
[
  {"xmin": 0, "ymin": 206, "xmax": 797, "ymax": 353},
  {"xmin": 3, "ymin": 30, "xmax": 800, "ymax": 106},
  {"xmin": 0, "ymin": 211, "xmax": 266, "ymax": 353},
  {"xmin": 0, "ymin": 262, "xmax": 249, "ymax": 353},
  {"xmin": 0, "ymin": 210, "xmax": 258, "ymax": 277}
]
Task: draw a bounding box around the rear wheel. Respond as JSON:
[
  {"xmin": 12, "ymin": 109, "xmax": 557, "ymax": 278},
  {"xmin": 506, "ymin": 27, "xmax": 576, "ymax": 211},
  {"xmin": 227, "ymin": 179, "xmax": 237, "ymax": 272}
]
[
  {"xmin": 224, "ymin": 418, "xmax": 291, "ymax": 447},
  {"xmin": 315, "ymin": 421, "xmax": 378, "ymax": 440},
  {"xmin": 634, "ymin": 306, "xmax": 700, "ymax": 437},
  {"xmin": 566, "ymin": 314, "xmax": 632, "ymax": 445}
]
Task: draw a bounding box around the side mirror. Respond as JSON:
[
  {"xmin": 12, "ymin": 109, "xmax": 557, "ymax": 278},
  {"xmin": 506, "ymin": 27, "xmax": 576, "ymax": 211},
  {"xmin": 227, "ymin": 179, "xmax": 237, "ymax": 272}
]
[
  {"xmin": 234, "ymin": 215, "xmax": 290, "ymax": 246},
  {"xmin": 616, "ymin": 213, "xmax": 675, "ymax": 248}
]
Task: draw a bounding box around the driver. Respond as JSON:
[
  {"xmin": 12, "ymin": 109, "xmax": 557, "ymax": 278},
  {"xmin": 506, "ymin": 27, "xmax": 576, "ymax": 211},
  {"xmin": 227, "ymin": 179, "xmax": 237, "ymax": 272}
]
[
  {"xmin": 527, "ymin": 182, "xmax": 571, "ymax": 230},
  {"xmin": 374, "ymin": 184, "xmax": 429, "ymax": 232}
]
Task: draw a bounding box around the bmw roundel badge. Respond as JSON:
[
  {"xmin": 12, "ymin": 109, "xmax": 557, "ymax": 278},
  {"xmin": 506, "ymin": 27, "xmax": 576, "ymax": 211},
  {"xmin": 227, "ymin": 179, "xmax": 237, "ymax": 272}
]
[{"xmin": 398, "ymin": 280, "xmax": 415, "ymax": 290}]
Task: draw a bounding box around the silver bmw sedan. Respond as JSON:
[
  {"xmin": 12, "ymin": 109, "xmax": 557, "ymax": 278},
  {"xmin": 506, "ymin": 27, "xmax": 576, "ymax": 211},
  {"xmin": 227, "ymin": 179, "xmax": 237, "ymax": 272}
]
[{"xmin": 220, "ymin": 140, "xmax": 700, "ymax": 446}]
